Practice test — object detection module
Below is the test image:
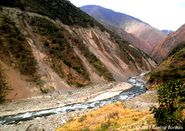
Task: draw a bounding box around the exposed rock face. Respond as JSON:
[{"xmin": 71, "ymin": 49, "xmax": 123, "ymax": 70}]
[
  {"xmin": 81, "ymin": 5, "xmax": 167, "ymax": 55},
  {"xmin": 0, "ymin": 0, "xmax": 155, "ymax": 100},
  {"xmin": 152, "ymin": 24, "xmax": 185, "ymax": 63},
  {"xmin": 97, "ymin": 22, "xmax": 152, "ymax": 56}
]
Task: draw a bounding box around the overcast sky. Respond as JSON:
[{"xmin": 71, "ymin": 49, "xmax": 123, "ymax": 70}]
[{"xmin": 69, "ymin": 0, "xmax": 185, "ymax": 31}]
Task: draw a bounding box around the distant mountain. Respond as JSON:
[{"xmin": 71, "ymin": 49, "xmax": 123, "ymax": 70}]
[
  {"xmin": 101, "ymin": 22, "xmax": 152, "ymax": 55},
  {"xmin": 81, "ymin": 5, "xmax": 167, "ymax": 54},
  {"xmin": 0, "ymin": 0, "xmax": 155, "ymax": 101},
  {"xmin": 152, "ymin": 24, "xmax": 185, "ymax": 63},
  {"xmin": 161, "ymin": 30, "xmax": 173, "ymax": 35}
]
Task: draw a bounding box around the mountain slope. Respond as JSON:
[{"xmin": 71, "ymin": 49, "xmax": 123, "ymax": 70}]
[
  {"xmin": 0, "ymin": 0, "xmax": 155, "ymax": 101},
  {"xmin": 149, "ymin": 42, "xmax": 185, "ymax": 84},
  {"xmin": 152, "ymin": 24, "xmax": 185, "ymax": 63},
  {"xmin": 81, "ymin": 5, "xmax": 167, "ymax": 53},
  {"xmin": 99, "ymin": 20, "xmax": 152, "ymax": 55}
]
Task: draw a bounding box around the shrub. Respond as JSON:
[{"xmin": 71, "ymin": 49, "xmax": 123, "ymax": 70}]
[
  {"xmin": 78, "ymin": 115, "xmax": 87, "ymax": 122},
  {"xmin": 100, "ymin": 122, "xmax": 110, "ymax": 130},
  {"xmin": 28, "ymin": 16, "xmax": 90, "ymax": 86},
  {"xmin": 80, "ymin": 128, "xmax": 90, "ymax": 131},
  {"xmin": 0, "ymin": 0, "xmax": 99, "ymax": 27},
  {"xmin": 0, "ymin": 15, "xmax": 37, "ymax": 76},
  {"xmin": 0, "ymin": 66, "xmax": 9, "ymax": 103},
  {"xmin": 152, "ymin": 80, "xmax": 185, "ymax": 128},
  {"xmin": 73, "ymin": 37, "xmax": 114, "ymax": 81},
  {"xmin": 169, "ymin": 42, "xmax": 185, "ymax": 57}
]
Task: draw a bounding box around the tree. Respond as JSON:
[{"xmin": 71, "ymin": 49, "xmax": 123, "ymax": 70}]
[
  {"xmin": 153, "ymin": 80, "xmax": 185, "ymax": 129},
  {"xmin": 0, "ymin": 66, "xmax": 9, "ymax": 103}
]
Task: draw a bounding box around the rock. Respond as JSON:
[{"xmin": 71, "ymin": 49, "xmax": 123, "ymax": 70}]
[{"xmin": 26, "ymin": 124, "xmax": 45, "ymax": 131}]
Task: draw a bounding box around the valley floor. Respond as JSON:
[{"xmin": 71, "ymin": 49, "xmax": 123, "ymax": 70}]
[
  {"xmin": 0, "ymin": 82, "xmax": 132, "ymax": 116},
  {"xmin": 0, "ymin": 81, "xmax": 158, "ymax": 130}
]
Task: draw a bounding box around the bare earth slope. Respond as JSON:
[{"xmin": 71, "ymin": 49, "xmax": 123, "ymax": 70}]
[
  {"xmin": 81, "ymin": 5, "xmax": 167, "ymax": 55},
  {"xmin": 0, "ymin": 0, "xmax": 155, "ymax": 100},
  {"xmin": 152, "ymin": 24, "xmax": 185, "ymax": 63}
]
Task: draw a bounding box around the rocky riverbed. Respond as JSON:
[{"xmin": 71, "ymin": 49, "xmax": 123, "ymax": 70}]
[{"xmin": 0, "ymin": 76, "xmax": 157, "ymax": 130}]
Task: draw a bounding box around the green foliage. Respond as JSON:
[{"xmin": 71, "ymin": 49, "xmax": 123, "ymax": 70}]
[
  {"xmin": 149, "ymin": 66, "xmax": 185, "ymax": 83},
  {"xmin": 78, "ymin": 115, "xmax": 87, "ymax": 122},
  {"xmin": 0, "ymin": 0, "xmax": 100, "ymax": 28},
  {"xmin": 0, "ymin": 15, "xmax": 37, "ymax": 76},
  {"xmin": 29, "ymin": 14, "xmax": 114, "ymax": 84},
  {"xmin": 80, "ymin": 128, "xmax": 90, "ymax": 131},
  {"xmin": 73, "ymin": 38, "xmax": 114, "ymax": 81},
  {"xmin": 100, "ymin": 122, "xmax": 110, "ymax": 130},
  {"xmin": 153, "ymin": 80, "xmax": 185, "ymax": 128},
  {"xmin": 113, "ymin": 36, "xmax": 149, "ymax": 70},
  {"xmin": 169, "ymin": 42, "xmax": 185, "ymax": 57},
  {"xmin": 149, "ymin": 46, "xmax": 185, "ymax": 84},
  {"xmin": 29, "ymin": 16, "xmax": 90, "ymax": 86},
  {"xmin": 0, "ymin": 66, "xmax": 9, "ymax": 103}
]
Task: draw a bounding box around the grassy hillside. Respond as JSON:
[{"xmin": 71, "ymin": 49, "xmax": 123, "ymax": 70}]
[
  {"xmin": 0, "ymin": 14, "xmax": 37, "ymax": 77},
  {"xmin": 148, "ymin": 43, "xmax": 185, "ymax": 128},
  {"xmin": 73, "ymin": 37, "xmax": 114, "ymax": 81},
  {"xmin": 0, "ymin": 0, "xmax": 155, "ymax": 100},
  {"xmin": 148, "ymin": 43, "xmax": 185, "ymax": 85},
  {"xmin": 28, "ymin": 15, "xmax": 91, "ymax": 86},
  {"xmin": 56, "ymin": 102, "xmax": 155, "ymax": 131},
  {"xmin": 0, "ymin": 0, "xmax": 102, "ymax": 28}
]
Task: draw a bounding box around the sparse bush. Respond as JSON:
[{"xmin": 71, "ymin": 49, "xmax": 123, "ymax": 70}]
[
  {"xmin": 28, "ymin": 16, "xmax": 90, "ymax": 86},
  {"xmin": 169, "ymin": 42, "xmax": 185, "ymax": 57},
  {"xmin": 0, "ymin": 15, "xmax": 37, "ymax": 76},
  {"xmin": 73, "ymin": 37, "xmax": 114, "ymax": 81},
  {"xmin": 80, "ymin": 128, "xmax": 90, "ymax": 131},
  {"xmin": 78, "ymin": 115, "xmax": 87, "ymax": 122},
  {"xmin": 153, "ymin": 80, "xmax": 185, "ymax": 128},
  {"xmin": 0, "ymin": 66, "xmax": 9, "ymax": 103},
  {"xmin": 100, "ymin": 122, "xmax": 110, "ymax": 130},
  {"xmin": 0, "ymin": 0, "xmax": 100, "ymax": 27}
]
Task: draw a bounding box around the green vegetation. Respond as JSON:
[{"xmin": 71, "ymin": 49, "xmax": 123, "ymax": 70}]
[
  {"xmin": 114, "ymin": 37, "xmax": 149, "ymax": 70},
  {"xmin": 99, "ymin": 122, "xmax": 111, "ymax": 130},
  {"xmin": 0, "ymin": 0, "xmax": 100, "ymax": 28},
  {"xmin": 28, "ymin": 16, "xmax": 90, "ymax": 86},
  {"xmin": 73, "ymin": 38, "xmax": 114, "ymax": 81},
  {"xmin": 0, "ymin": 66, "xmax": 9, "ymax": 103},
  {"xmin": 56, "ymin": 102, "xmax": 155, "ymax": 131},
  {"xmin": 152, "ymin": 80, "xmax": 185, "ymax": 128},
  {"xmin": 0, "ymin": 0, "xmax": 152, "ymax": 87},
  {"xmin": 148, "ymin": 43, "xmax": 185, "ymax": 128},
  {"xmin": 149, "ymin": 66, "xmax": 185, "ymax": 83},
  {"xmin": 0, "ymin": 15, "xmax": 37, "ymax": 76},
  {"xmin": 0, "ymin": 0, "xmax": 151, "ymax": 75},
  {"xmin": 169, "ymin": 42, "xmax": 185, "ymax": 57},
  {"xmin": 85, "ymin": 53, "xmax": 114, "ymax": 81},
  {"xmin": 148, "ymin": 46, "xmax": 185, "ymax": 84}
]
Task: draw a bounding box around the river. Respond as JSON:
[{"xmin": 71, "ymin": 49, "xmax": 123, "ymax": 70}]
[{"xmin": 0, "ymin": 76, "xmax": 146, "ymax": 125}]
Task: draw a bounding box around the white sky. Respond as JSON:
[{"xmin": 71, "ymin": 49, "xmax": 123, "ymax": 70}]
[{"xmin": 69, "ymin": 0, "xmax": 185, "ymax": 31}]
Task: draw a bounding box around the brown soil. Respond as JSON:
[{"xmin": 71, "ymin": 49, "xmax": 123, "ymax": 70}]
[{"xmin": 0, "ymin": 61, "xmax": 36, "ymax": 100}]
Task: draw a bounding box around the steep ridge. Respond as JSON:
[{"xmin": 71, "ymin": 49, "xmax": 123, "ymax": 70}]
[
  {"xmin": 100, "ymin": 22, "xmax": 152, "ymax": 55},
  {"xmin": 81, "ymin": 5, "xmax": 167, "ymax": 54},
  {"xmin": 0, "ymin": 0, "xmax": 155, "ymax": 101},
  {"xmin": 152, "ymin": 24, "xmax": 185, "ymax": 63},
  {"xmin": 149, "ymin": 42, "xmax": 185, "ymax": 84}
]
